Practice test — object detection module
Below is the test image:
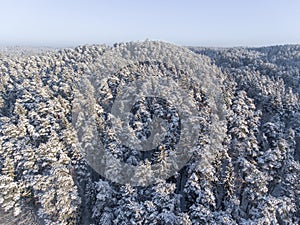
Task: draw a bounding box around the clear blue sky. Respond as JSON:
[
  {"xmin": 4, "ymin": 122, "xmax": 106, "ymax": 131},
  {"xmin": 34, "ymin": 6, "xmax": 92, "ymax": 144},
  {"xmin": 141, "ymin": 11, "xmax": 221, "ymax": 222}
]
[{"xmin": 1, "ymin": 0, "xmax": 300, "ymax": 47}]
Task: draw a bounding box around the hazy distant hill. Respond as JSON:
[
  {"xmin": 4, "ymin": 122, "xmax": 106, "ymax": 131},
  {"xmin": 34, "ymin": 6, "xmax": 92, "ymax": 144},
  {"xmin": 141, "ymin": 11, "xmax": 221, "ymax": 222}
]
[
  {"xmin": 0, "ymin": 42, "xmax": 299, "ymax": 225},
  {"xmin": 0, "ymin": 46, "xmax": 58, "ymax": 58}
]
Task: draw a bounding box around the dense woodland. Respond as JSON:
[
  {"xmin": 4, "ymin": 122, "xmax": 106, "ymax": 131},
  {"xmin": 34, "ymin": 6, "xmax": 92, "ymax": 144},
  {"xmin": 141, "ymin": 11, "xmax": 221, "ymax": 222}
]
[{"xmin": 0, "ymin": 42, "xmax": 299, "ymax": 224}]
